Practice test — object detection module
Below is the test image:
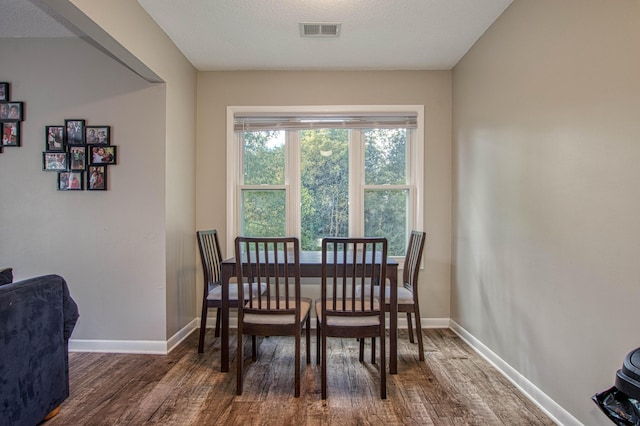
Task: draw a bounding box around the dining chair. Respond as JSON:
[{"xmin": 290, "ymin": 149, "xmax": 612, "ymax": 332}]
[
  {"xmin": 400, "ymin": 230, "xmax": 427, "ymax": 360},
  {"xmin": 358, "ymin": 231, "xmax": 427, "ymax": 361},
  {"xmin": 196, "ymin": 229, "xmax": 267, "ymax": 353},
  {"xmin": 234, "ymin": 236, "xmax": 311, "ymax": 397},
  {"xmin": 316, "ymin": 237, "xmax": 387, "ymax": 399}
]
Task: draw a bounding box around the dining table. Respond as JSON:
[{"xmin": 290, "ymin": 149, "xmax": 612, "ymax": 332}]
[{"xmin": 218, "ymin": 250, "xmax": 400, "ymax": 374}]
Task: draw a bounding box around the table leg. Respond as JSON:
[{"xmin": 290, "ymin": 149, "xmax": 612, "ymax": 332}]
[
  {"xmin": 389, "ymin": 263, "xmax": 398, "ymax": 374},
  {"xmin": 221, "ymin": 267, "xmax": 232, "ymax": 372}
]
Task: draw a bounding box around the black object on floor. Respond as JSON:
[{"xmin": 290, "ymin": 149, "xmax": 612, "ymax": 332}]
[{"xmin": 593, "ymin": 347, "xmax": 640, "ymax": 425}]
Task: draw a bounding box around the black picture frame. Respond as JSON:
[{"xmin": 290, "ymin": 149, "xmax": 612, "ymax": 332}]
[
  {"xmin": 0, "ymin": 83, "xmax": 8, "ymax": 102},
  {"xmin": 69, "ymin": 145, "xmax": 87, "ymax": 171},
  {"xmin": 2, "ymin": 122, "xmax": 20, "ymax": 147},
  {"xmin": 89, "ymin": 145, "xmax": 117, "ymax": 165},
  {"xmin": 45, "ymin": 125, "xmax": 65, "ymax": 151},
  {"xmin": 86, "ymin": 126, "xmax": 110, "ymax": 145},
  {"xmin": 65, "ymin": 119, "xmax": 85, "ymax": 145},
  {"xmin": 43, "ymin": 152, "xmax": 68, "ymax": 171},
  {"xmin": 0, "ymin": 102, "xmax": 24, "ymax": 121},
  {"xmin": 58, "ymin": 171, "xmax": 84, "ymax": 191},
  {"xmin": 87, "ymin": 165, "xmax": 107, "ymax": 191}
]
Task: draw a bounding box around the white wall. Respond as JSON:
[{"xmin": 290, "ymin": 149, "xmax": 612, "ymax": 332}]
[
  {"xmin": 452, "ymin": 1, "xmax": 640, "ymax": 424},
  {"xmin": 196, "ymin": 70, "xmax": 453, "ymax": 323},
  {"xmin": 0, "ymin": 37, "xmax": 167, "ymax": 342},
  {"xmin": 63, "ymin": 0, "xmax": 199, "ymax": 340}
]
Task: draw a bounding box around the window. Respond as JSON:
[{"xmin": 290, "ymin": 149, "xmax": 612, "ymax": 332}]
[{"xmin": 227, "ymin": 106, "xmax": 424, "ymax": 258}]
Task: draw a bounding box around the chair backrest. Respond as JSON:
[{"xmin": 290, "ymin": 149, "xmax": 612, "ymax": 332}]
[
  {"xmin": 321, "ymin": 237, "xmax": 387, "ymax": 321},
  {"xmin": 234, "ymin": 236, "xmax": 301, "ymax": 316},
  {"xmin": 403, "ymin": 230, "xmax": 426, "ymax": 296},
  {"xmin": 197, "ymin": 230, "xmax": 223, "ymax": 297}
]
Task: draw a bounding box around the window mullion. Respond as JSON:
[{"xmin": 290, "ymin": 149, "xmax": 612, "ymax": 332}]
[
  {"xmin": 288, "ymin": 130, "xmax": 301, "ymax": 237},
  {"xmin": 349, "ymin": 129, "xmax": 364, "ymax": 236}
]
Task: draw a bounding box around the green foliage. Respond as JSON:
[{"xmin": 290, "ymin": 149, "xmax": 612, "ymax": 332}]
[{"xmin": 240, "ymin": 128, "xmax": 409, "ymax": 255}]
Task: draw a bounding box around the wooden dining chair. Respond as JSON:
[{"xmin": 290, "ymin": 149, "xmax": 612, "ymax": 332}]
[
  {"xmin": 234, "ymin": 236, "xmax": 311, "ymax": 397},
  {"xmin": 400, "ymin": 230, "xmax": 427, "ymax": 360},
  {"xmin": 316, "ymin": 237, "xmax": 387, "ymax": 399},
  {"xmin": 196, "ymin": 229, "xmax": 266, "ymax": 353},
  {"xmin": 359, "ymin": 231, "xmax": 427, "ymax": 361}
]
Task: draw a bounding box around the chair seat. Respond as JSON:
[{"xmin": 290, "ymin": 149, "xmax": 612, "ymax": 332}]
[
  {"xmin": 207, "ymin": 281, "xmax": 267, "ymax": 302},
  {"xmin": 315, "ymin": 298, "xmax": 381, "ymax": 327},
  {"xmin": 355, "ymin": 285, "xmax": 415, "ymax": 305},
  {"xmin": 244, "ymin": 297, "xmax": 312, "ymax": 325}
]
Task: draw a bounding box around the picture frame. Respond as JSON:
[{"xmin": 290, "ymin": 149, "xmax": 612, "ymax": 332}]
[
  {"xmin": 69, "ymin": 145, "xmax": 87, "ymax": 171},
  {"xmin": 87, "ymin": 165, "xmax": 107, "ymax": 191},
  {"xmin": 58, "ymin": 171, "xmax": 84, "ymax": 191},
  {"xmin": 0, "ymin": 102, "xmax": 24, "ymax": 121},
  {"xmin": 2, "ymin": 122, "xmax": 20, "ymax": 147},
  {"xmin": 86, "ymin": 126, "xmax": 110, "ymax": 145},
  {"xmin": 89, "ymin": 145, "xmax": 117, "ymax": 165},
  {"xmin": 43, "ymin": 152, "xmax": 68, "ymax": 171},
  {"xmin": 65, "ymin": 119, "xmax": 85, "ymax": 145},
  {"xmin": 0, "ymin": 83, "xmax": 8, "ymax": 101},
  {"xmin": 45, "ymin": 125, "xmax": 65, "ymax": 151}
]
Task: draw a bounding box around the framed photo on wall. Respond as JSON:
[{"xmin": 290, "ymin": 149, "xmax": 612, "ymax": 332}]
[
  {"xmin": 2, "ymin": 122, "xmax": 19, "ymax": 147},
  {"xmin": 87, "ymin": 165, "xmax": 107, "ymax": 191},
  {"xmin": 0, "ymin": 83, "xmax": 8, "ymax": 101},
  {"xmin": 89, "ymin": 145, "xmax": 117, "ymax": 165},
  {"xmin": 58, "ymin": 171, "xmax": 84, "ymax": 190},
  {"xmin": 0, "ymin": 102, "xmax": 23, "ymax": 121},
  {"xmin": 43, "ymin": 152, "xmax": 68, "ymax": 171},
  {"xmin": 45, "ymin": 125, "xmax": 65, "ymax": 151},
  {"xmin": 86, "ymin": 126, "xmax": 110, "ymax": 144},
  {"xmin": 69, "ymin": 146, "xmax": 87, "ymax": 171},
  {"xmin": 65, "ymin": 119, "xmax": 85, "ymax": 145}
]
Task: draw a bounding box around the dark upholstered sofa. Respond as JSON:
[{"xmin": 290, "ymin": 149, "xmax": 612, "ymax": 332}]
[{"xmin": 0, "ymin": 271, "xmax": 79, "ymax": 426}]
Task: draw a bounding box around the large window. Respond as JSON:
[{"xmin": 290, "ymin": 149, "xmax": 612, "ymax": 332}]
[{"xmin": 227, "ymin": 106, "xmax": 424, "ymax": 258}]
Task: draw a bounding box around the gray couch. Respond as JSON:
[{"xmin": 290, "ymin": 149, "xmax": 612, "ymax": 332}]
[{"xmin": 0, "ymin": 271, "xmax": 79, "ymax": 426}]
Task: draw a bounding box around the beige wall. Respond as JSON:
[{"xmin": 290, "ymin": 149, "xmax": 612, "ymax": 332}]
[
  {"xmin": 452, "ymin": 0, "xmax": 640, "ymax": 424},
  {"xmin": 0, "ymin": 37, "xmax": 166, "ymax": 341},
  {"xmin": 65, "ymin": 0, "xmax": 199, "ymax": 338},
  {"xmin": 196, "ymin": 71, "xmax": 453, "ymax": 320}
]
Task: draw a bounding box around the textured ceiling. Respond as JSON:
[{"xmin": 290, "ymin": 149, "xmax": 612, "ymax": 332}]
[
  {"xmin": 1, "ymin": 0, "xmax": 513, "ymax": 71},
  {"xmin": 0, "ymin": 0, "xmax": 76, "ymax": 38}
]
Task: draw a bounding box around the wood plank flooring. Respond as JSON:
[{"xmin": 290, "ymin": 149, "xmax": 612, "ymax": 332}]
[{"xmin": 46, "ymin": 329, "xmax": 555, "ymax": 425}]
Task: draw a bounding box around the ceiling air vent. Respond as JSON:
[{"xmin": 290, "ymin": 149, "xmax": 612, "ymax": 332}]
[{"xmin": 300, "ymin": 22, "xmax": 341, "ymax": 38}]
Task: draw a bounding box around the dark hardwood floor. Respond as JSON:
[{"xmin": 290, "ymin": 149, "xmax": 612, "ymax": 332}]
[{"xmin": 46, "ymin": 328, "xmax": 554, "ymax": 425}]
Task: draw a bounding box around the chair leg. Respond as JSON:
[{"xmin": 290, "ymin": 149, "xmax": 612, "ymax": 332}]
[
  {"xmin": 316, "ymin": 317, "xmax": 321, "ymax": 365},
  {"xmin": 359, "ymin": 338, "xmax": 365, "ymax": 362},
  {"xmin": 295, "ymin": 330, "xmax": 301, "ymax": 397},
  {"xmin": 407, "ymin": 312, "xmax": 415, "ymax": 343},
  {"xmin": 321, "ymin": 326, "xmax": 327, "ymax": 399},
  {"xmin": 413, "ymin": 305, "xmax": 425, "ymax": 361},
  {"xmin": 214, "ymin": 308, "xmax": 222, "ymax": 337},
  {"xmin": 380, "ymin": 325, "xmax": 387, "ymax": 399},
  {"xmin": 371, "ymin": 337, "xmax": 376, "ymax": 364},
  {"xmin": 305, "ymin": 315, "xmax": 311, "ymax": 365},
  {"xmin": 236, "ymin": 331, "xmax": 243, "ymax": 395},
  {"xmin": 198, "ymin": 303, "xmax": 208, "ymax": 353}
]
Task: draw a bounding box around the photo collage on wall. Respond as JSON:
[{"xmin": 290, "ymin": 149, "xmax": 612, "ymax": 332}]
[
  {"xmin": 0, "ymin": 82, "xmax": 24, "ymax": 153},
  {"xmin": 43, "ymin": 119, "xmax": 116, "ymax": 191}
]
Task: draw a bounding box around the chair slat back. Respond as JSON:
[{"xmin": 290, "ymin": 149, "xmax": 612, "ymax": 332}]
[
  {"xmin": 197, "ymin": 230, "xmax": 223, "ymax": 297},
  {"xmin": 235, "ymin": 236, "xmax": 301, "ymax": 316},
  {"xmin": 321, "ymin": 237, "xmax": 387, "ymax": 319},
  {"xmin": 403, "ymin": 231, "xmax": 426, "ymax": 295}
]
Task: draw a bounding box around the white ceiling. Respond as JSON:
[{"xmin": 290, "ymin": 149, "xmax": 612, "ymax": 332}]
[{"xmin": 1, "ymin": 0, "xmax": 513, "ymax": 71}]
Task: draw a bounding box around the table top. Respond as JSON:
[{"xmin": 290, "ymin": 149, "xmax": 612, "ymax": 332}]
[{"xmin": 222, "ymin": 250, "xmax": 398, "ymax": 266}]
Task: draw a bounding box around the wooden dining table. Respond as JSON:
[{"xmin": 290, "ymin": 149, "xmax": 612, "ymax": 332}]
[{"xmin": 219, "ymin": 250, "xmax": 400, "ymax": 374}]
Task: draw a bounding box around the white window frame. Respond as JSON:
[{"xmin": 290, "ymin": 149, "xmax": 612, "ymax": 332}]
[{"xmin": 226, "ymin": 105, "xmax": 424, "ymax": 259}]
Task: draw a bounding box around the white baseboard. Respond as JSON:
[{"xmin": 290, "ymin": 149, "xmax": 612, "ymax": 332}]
[
  {"xmin": 69, "ymin": 319, "xmax": 199, "ymax": 355},
  {"xmin": 449, "ymin": 320, "xmax": 580, "ymax": 426},
  {"xmin": 204, "ymin": 315, "xmax": 450, "ymax": 330}
]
